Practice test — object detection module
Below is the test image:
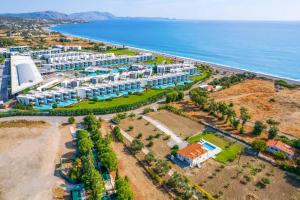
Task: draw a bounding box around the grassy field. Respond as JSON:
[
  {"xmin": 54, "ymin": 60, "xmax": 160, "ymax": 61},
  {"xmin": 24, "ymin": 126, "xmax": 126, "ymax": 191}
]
[
  {"xmin": 144, "ymin": 55, "xmax": 171, "ymax": 65},
  {"xmin": 56, "ymin": 89, "xmax": 165, "ymax": 110},
  {"xmin": 187, "ymin": 131, "xmax": 244, "ymax": 164},
  {"xmin": 190, "ymin": 68, "xmax": 212, "ymax": 82},
  {"xmin": 105, "ymin": 48, "xmax": 138, "ymax": 56}
]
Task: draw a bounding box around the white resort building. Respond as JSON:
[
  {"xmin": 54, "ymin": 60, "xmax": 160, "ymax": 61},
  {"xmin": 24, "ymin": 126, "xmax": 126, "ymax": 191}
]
[
  {"xmin": 10, "ymin": 55, "xmax": 43, "ymax": 95},
  {"xmin": 41, "ymin": 53, "xmax": 153, "ymax": 71},
  {"xmin": 157, "ymin": 64, "xmax": 198, "ymax": 75}
]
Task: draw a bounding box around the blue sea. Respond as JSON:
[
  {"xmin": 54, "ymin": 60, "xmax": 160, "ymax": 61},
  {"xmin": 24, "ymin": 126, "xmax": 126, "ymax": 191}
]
[{"xmin": 51, "ymin": 20, "xmax": 300, "ymax": 80}]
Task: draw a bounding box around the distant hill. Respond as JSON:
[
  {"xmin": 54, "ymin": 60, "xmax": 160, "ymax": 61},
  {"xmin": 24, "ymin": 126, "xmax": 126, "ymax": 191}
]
[
  {"xmin": 0, "ymin": 11, "xmax": 70, "ymax": 20},
  {"xmin": 0, "ymin": 11, "xmax": 116, "ymax": 21},
  {"xmin": 0, "ymin": 11, "xmax": 172, "ymax": 22},
  {"xmin": 69, "ymin": 11, "xmax": 115, "ymax": 21}
]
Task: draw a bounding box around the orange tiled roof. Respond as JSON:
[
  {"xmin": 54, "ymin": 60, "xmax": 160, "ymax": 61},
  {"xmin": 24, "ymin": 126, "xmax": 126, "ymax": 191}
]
[
  {"xmin": 267, "ymin": 140, "xmax": 295, "ymax": 155},
  {"xmin": 177, "ymin": 143, "xmax": 207, "ymax": 160}
]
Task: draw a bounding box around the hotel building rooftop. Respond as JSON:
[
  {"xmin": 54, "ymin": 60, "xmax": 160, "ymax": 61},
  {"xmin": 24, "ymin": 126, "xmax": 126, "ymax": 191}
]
[{"xmin": 10, "ymin": 55, "xmax": 43, "ymax": 95}]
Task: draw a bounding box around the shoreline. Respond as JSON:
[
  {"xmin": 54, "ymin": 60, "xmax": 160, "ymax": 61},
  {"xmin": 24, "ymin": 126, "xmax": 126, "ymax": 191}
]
[{"xmin": 47, "ymin": 26, "xmax": 300, "ymax": 85}]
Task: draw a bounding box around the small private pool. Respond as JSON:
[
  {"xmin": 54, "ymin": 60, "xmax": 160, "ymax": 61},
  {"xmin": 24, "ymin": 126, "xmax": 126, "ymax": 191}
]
[
  {"xmin": 202, "ymin": 142, "xmax": 216, "ymax": 151},
  {"xmin": 34, "ymin": 99, "xmax": 78, "ymax": 110}
]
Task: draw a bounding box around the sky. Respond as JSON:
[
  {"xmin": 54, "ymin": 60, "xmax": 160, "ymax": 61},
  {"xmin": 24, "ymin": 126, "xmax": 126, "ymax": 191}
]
[{"xmin": 1, "ymin": 0, "xmax": 300, "ymax": 21}]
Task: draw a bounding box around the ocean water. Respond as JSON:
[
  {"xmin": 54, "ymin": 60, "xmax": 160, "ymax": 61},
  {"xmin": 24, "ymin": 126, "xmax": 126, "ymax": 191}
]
[{"xmin": 51, "ymin": 20, "xmax": 300, "ymax": 80}]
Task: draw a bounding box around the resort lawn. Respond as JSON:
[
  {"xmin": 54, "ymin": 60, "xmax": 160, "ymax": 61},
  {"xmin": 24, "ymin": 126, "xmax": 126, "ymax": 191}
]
[
  {"xmin": 187, "ymin": 131, "xmax": 244, "ymax": 164},
  {"xmin": 56, "ymin": 89, "xmax": 166, "ymax": 110},
  {"xmin": 105, "ymin": 48, "xmax": 138, "ymax": 56},
  {"xmin": 144, "ymin": 55, "xmax": 171, "ymax": 65},
  {"xmin": 190, "ymin": 68, "xmax": 212, "ymax": 82}
]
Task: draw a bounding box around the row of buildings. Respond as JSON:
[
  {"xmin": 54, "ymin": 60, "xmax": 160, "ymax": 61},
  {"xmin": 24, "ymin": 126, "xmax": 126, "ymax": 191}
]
[
  {"xmin": 16, "ymin": 72, "xmax": 190, "ymax": 106},
  {"xmin": 41, "ymin": 53, "xmax": 154, "ymax": 71},
  {"xmin": 156, "ymin": 64, "xmax": 198, "ymax": 75}
]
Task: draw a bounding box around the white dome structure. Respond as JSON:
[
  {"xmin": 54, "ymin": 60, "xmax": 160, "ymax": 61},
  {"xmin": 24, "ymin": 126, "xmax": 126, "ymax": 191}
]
[{"xmin": 10, "ymin": 56, "xmax": 43, "ymax": 94}]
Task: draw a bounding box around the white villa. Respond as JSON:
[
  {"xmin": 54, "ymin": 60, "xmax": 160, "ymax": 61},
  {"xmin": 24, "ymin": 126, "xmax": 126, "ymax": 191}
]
[{"xmin": 176, "ymin": 140, "xmax": 221, "ymax": 168}]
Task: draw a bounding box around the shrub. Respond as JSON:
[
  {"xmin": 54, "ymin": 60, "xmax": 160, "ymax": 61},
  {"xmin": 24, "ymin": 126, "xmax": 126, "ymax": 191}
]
[
  {"xmin": 143, "ymin": 107, "xmax": 152, "ymax": 114},
  {"xmin": 128, "ymin": 125, "xmax": 134, "ymax": 131},
  {"xmin": 274, "ymin": 151, "xmax": 287, "ymax": 160},
  {"xmin": 146, "ymin": 141, "xmax": 154, "ymax": 147},
  {"xmin": 268, "ymin": 126, "xmax": 279, "ymax": 139},
  {"xmin": 136, "ymin": 133, "xmax": 143, "ymax": 139},
  {"xmin": 113, "ymin": 126, "xmax": 123, "ymax": 142},
  {"xmin": 252, "ymin": 121, "xmax": 266, "ymax": 136},
  {"xmin": 252, "ymin": 139, "xmax": 267, "ymax": 152},
  {"xmin": 144, "ymin": 152, "xmax": 156, "ymax": 165},
  {"xmin": 68, "ymin": 116, "xmax": 75, "ymax": 124},
  {"xmin": 130, "ymin": 139, "xmax": 144, "ymax": 154},
  {"xmin": 153, "ymin": 159, "xmax": 171, "ymax": 175},
  {"xmin": 163, "ymin": 135, "xmax": 171, "ymax": 141}
]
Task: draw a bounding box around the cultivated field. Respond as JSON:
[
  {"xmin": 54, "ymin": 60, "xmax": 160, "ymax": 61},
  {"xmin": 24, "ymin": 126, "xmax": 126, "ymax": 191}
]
[
  {"xmin": 0, "ymin": 119, "xmax": 71, "ymax": 200},
  {"xmin": 180, "ymin": 155, "xmax": 300, "ymax": 200},
  {"xmin": 146, "ymin": 110, "xmax": 205, "ymax": 138},
  {"xmin": 119, "ymin": 117, "xmax": 171, "ymax": 159},
  {"xmin": 210, "ymin": 79, "xmax": 300, "ymax": 137}
]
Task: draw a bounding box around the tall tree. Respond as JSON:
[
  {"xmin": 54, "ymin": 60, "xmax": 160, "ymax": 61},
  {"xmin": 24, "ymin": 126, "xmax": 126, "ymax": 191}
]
[
  {"xmin": 252, "ymin": 121, "xmax": 266, "ymax": 136},
  {"xmin": 240, "ymin": 107, "xmax": 251, "ymax": 128}
]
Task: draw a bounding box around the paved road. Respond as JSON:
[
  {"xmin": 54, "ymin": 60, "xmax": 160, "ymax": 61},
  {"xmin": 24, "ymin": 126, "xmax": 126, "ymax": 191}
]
[
  {"xmin": 142, "ymin": 115, "xmax": 188, "ymax": 148},
  {"xmin": 0, "ymin": 59, "xmax": 10, "ymax": 101}
]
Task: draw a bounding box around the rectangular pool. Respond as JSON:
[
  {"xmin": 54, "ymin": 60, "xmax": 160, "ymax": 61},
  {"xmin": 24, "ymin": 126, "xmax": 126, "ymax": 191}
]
[{"xmin": 203, "ymin": 142, "xmax": 216, "ymax": 151}]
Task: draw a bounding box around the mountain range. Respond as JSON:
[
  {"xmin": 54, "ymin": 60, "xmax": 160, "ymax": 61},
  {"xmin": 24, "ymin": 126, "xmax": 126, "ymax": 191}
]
[{"xmin": 0, "ymin": 11, "xmax": 116, "ymax": 21}]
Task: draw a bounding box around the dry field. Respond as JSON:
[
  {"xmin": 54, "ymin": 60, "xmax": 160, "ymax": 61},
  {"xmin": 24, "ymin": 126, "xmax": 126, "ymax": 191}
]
[
  {"xmin": 146, "ymin": 110, "xmax": 205, "ymax": 138},
  {"xmin": 10, "ymin": 32, "xmax": 95, "ymax": 49},
  {"xmin": 0, "ymin": 119, "xmax": 72, "ymax": 200},
  {"xmin": 210, "ymin": 79, "xmax": 300, "ymax": 137},
  {"xmin": 179, "ymin": 155, "xmax": 300, "ymax": 200},
  {"xmin": 119, "ymin": 117, "xmax": 171, "ymax": 159},
  {"xmin": 101, "ymin": 121, "xmax": 171, "ymax": 200}
]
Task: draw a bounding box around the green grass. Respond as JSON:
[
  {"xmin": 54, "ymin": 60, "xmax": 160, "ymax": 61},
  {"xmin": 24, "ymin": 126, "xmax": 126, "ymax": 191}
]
[
  {"xmin": 105, "ymin": 48, "xmax": 138, "ymax": 56},
  {"xmin": 187, "ymin": 131, "xmax": 244, "ymax": 164},
  {"xmin": 56, "ymin": 89, "xmax": 166, "ymax": 110},
  {"xmin": 0, "ymin": 55, "xmax": 4, "ymax": 64},
  {"xmin": 190, "ymin": 68, "xmax": 212, "ymax": 82},
  {"xmin": 144, "ymin": 55, "xmax": 171, "ymax": 65}
]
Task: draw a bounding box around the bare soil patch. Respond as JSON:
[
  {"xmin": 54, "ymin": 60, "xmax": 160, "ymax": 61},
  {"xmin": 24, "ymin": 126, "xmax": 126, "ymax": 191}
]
[
  {"xmin": 147, "ymin": 110, "xmax": 205, "ymax": 138},
  {"xmin": 179, "ymin": 155, "xmax": 300, "ymax": 200},
  {"xmin": 0, "ymin": 120, "xmax": 48, "ymax": 128},
  {"xmin": 0, "ymin": 120, "xmax": 69, "ymax": 200},
  {"xmin": 210, "ymin": 79, "xmax": 300, "ymax": 137},
  {"xmin": 112, "ymin": 142, "xmax": 171, "ymax": 200},
  {"xmin": 119, "ymin": 117, "xmax": 171, "ymax": 159}
]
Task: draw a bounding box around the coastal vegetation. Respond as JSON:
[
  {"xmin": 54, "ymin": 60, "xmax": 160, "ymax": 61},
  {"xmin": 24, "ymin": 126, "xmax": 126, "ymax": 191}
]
[
  {"xmin": 275, "ymin": 80, "xmax": 300, "ymax": 89},
  {"xmin": 209, "ymin": 73, "xmax": 255, "ymax": 88}
]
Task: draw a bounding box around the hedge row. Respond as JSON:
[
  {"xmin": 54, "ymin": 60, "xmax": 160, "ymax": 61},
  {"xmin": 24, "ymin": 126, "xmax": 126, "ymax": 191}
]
[{"xmin": 0, "ymin": 91, "xmax": 166, "ymax": 118}]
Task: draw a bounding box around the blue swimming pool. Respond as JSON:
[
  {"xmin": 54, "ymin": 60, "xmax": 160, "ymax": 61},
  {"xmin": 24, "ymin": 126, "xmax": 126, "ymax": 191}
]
[{"xmin": 202, "ymin": 142, "xmax": 216, "ymax": 151}]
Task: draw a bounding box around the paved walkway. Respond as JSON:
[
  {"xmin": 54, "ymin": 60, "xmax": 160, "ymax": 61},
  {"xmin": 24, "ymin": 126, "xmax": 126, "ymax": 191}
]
[
  {"xmin": 142, "ymin": 115, "xmax": 188, "ymax": 148},
  {"xmin": 117, "ymin": 127, "xmax": 149, "ymax": 154}
]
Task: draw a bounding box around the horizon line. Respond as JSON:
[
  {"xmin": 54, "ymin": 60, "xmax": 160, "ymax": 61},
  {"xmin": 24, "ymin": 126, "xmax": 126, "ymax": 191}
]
[{"xmin": 1, "ymin": 10, "xmax": 300, "ymax": 22}]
